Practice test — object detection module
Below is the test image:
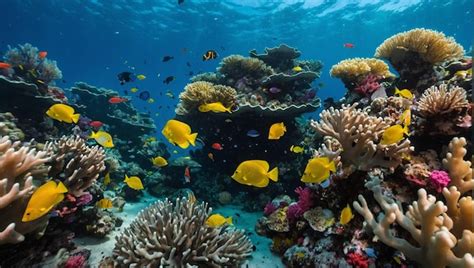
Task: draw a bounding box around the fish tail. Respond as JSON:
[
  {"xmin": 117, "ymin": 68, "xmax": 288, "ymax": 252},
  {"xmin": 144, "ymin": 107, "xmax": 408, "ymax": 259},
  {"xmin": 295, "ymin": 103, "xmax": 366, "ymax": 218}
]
[
  {"xmin": 71, "ymin": 113, "xmax": 80, "ymax": 124},
  {"xmin": 226, "ymin": 216, "xmax": 233, "ymax": 225},
  {"xmin": 394, "ymin": 88, "xmax": 400, "ymax": 95},
  {"xmin": 225, "ymin": 106, "xmax": 232, "ymax": 113},
  {"xmin": 403, "ymin": 125, "xmax": 410, "ymax": 136},
  {"xmin": 268, "ymin": 167, "xmax": 279, "ymax": 182},
  {"xmin": 124, "ymin": 175, "xmax": 129, "ymax": 182},
  {"xmin": 188, "ymin": 133, "xmax": 198, "ymax": 146},
  {"xmin": 328, "ymin": 160, "xmax": 336, "ymax": 173},
  {"xmin": 56, "ymin": 181, "xmax": 68, "ymax": 193},
  {"xmin": 89, "ymin": 131, "xmax": 97, "ymax": 139}
]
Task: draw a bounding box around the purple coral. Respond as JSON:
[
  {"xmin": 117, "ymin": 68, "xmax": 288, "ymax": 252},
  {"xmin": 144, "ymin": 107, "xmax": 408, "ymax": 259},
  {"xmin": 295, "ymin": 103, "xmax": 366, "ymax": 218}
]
[
  {"xmin": 428, "ymin": 170, "xmax": 451, "ymax": 193},
  {"xmin": 287, "ymin": 187, "xmax": 313, "ymax": 221},
  {"xmin": 264, "ymin": 202, "xmax": 278, "ymax": 216},
  {"xmin": 354, "ymin": 74, "xmax": 380, "ymax": 96}
]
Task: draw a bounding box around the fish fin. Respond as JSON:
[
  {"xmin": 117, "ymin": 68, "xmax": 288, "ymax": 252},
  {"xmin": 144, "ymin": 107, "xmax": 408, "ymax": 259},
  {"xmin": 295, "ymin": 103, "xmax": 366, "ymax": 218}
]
[
  {"xmin": 290, "ymin": 145, "xmax": 294, "ymax": 152},
  {"xmin": 226, "ymin": 216, "xmax": 233, "ymax": 225},
  {"xmin": 328, "ymin": 161, "xmax": 336, "ymax": 173},
  {"xmin": 188, "ymin": 133, "xmax": 198, "ymax": 146},
  {"xmin": 268, "ymin": 167, "xmax": 279, "ymax": 182},
  {"xmin": 403, "ymin": 125, "xmax": 410, "ymax": 136},
  {"xmin": 89, "ymin": 131, "xmax": 97, "ymax": 139},
  {"xmin": 54, "ymin": 193, "xmax": 65, "ymax": 205},
  {"xmin": 124, "ymin": 175, "xmax": 129, "ymax": 182},
  {"xmin": 394, "ymin": 88, "xmax": 400, "ymax": 95},
  {"xmin": 71, "ymin": 113, "xmax": 80, "ymax": 124},
  {"xmin": 56, "ymin": 181, "xmax": 68, "ymax": 193},
  {"xmin": 225, "ymin": 106, "xmax": 232, "ymax": 113}
]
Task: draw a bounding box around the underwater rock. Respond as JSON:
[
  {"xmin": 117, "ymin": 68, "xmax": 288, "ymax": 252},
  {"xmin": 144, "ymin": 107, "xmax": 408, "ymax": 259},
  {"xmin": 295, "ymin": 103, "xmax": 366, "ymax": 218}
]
[
  {"xmin": 262, "ymin": 71, "xmax": 319, "ymax": 92},
  {"xmin": 266, "ymin": 207, "xmax": 290, "ymax": 232},
  {"xmin": 303, "ymin": 207, "xmax": 335, "ymax": 232},
  {"xmin": 250, "ymin": 44, "xmax": 301, "ymax": 71}
]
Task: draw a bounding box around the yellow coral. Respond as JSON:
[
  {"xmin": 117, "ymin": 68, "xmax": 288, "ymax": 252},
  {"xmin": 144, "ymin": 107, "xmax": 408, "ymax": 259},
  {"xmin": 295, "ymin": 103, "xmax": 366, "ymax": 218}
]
[
  {"xmin": 375, "ymin": 28, "xmax": 464, "ymax": 64},
  {"xmin": 329, "ymin": 57, "xmax": 394, "ymax": 83},
  {"xmin": 218, "ymin": 55, "xmax": 273, "ymax": 80},
  {"xmin": 175, "ymin": 81, "xmax": 237, "ymax": 115}
]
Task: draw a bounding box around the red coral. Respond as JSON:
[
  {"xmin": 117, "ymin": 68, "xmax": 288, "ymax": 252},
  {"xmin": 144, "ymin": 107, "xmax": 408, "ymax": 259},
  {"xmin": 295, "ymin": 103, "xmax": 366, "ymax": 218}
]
[
  {"xmin": 64, "ymin": 255, "xmax": 87, "ymax": 268},
  {"xmin": 346, "ymin": 252, "xmax": 369, "ymax": 268},
  {"xmin": 287, "ymin": 187, "xmax": 314, "ymax": 221},
  {"xmin": 354, "ymin": 74, "xmax": 380, "ymax": 96}
]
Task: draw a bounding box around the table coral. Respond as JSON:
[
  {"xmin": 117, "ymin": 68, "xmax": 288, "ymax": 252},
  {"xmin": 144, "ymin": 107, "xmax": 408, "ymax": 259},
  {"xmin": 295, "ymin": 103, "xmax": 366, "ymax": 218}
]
[
  {"xmin": 0, "ymin": 136, "xmax": 51, "ymax": 245},
  {"xmin": 112, "ymin": 197, "xmax": 252, "ymax": 267},
  {"xmin": 249, "ymin": 44, "xmax": 301, "ymax": 72}
]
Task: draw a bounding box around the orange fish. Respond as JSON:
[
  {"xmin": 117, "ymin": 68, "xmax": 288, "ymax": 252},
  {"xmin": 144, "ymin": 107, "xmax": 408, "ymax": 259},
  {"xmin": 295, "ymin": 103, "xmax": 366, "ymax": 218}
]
[
  {"xmin": 108, "ymin": 97, "xmax": 128, "ymax": 104},
  {"xmin": 184, "ymin": 166, "xmax": 191, "ymax": 183},
  {"xmin": 208, "ymin": 153, "xmax": 214, "ymax": 161},
  {"xmin": 0, "ymin": 62, "xmax": 11, "ymax": 69},
  {"xmin": 343, "ymin": 43, "xmax": 355, "ymax": 48},
  {"xmin": 38, "ymin": 51, "xmax": 48, "ymax": 59}
]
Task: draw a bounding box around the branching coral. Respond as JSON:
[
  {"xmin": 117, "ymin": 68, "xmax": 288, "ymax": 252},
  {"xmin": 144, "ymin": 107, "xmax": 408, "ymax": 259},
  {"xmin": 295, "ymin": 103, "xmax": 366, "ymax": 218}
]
[
  {"xmin": 311, "ymin": 103, "xmax": 412, "ymax": 175},
  {"xmin": 375, "ymin": 28, "xmax": 465, "ymax": 65},
  {"xmin": 417, "ymin": 84, "xmax": 469, "ymax": 118},
  {"xmin": 112, "ymin": 197, "xmax": 253, "ymax": 267},
  {"xmin": 329, "ymin": 58, "xmax": 394, "ymax": 85},
  {"xmin": 354, "ymin": 136, "xmax": 474, "ymax": 268},
  {"xmin": 175, "ymin": 81, "xmax": 237, "ymax": 115},
  {"xmin": 218, "ymin": 55, "xmax": 274, "ymax": 82},
  {"xmin": 45, "ymin": 135, "xmax": 105, "ymax": 196},
  {"xmin": 0, "ymin": 136, "xmax": 51, "ymax": 245}
]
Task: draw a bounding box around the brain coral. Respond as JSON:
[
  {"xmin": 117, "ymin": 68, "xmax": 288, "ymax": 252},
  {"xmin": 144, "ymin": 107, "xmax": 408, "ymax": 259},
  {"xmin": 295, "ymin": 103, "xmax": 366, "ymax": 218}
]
[
  {"xmin": 329, "ymin": 58, "xmax": 394, "ymax": 83},
  {"xmin": 113, "ymin": 197, "xmax": 253, "ymax": 267},
  {"xmin": 375, "ymin": 28, "xmax": 464, "ymax": 65}
]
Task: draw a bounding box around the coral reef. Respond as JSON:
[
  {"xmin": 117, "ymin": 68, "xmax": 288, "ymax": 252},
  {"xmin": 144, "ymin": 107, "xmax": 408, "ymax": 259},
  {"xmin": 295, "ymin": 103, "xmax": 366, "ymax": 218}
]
[
  {"xmin": 330, "ymin": 57, "xmax": 394, "ymax": 85},
  {"xmin": 249, "ymin": 44, "xmax": 302, "ymax": 72},
  {"xmin": 45, "ymin": 135, "xmax": 106, "ymax": 196},
  {"xmin": 0, "ymin": 113, "xmax": 25, "ymax": 141},
  {"xmin": 112, "ymin": 197, "xmax": 253, "ymax": 267},
  {"xmin": 218, "ymin": 55, "xmax": 274, "ymax": 84}
]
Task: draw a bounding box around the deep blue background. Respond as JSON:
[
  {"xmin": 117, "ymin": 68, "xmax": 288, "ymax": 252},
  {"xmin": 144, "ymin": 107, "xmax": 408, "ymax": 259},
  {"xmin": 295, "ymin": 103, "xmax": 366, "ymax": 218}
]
[{"xmin": 2, "ymin": 0, "xmax": 472, "ymax": 127}]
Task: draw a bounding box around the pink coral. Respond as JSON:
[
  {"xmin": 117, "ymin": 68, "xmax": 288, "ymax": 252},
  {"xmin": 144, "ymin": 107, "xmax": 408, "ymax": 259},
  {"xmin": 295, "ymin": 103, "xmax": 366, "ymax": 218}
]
[
  {"xmin": 64, "ymin": 255, "xmax": 87, "ymax": 268},
  {"xmin": 287, "ymin": 187, "xmax": 314, "ymax": 221},
  {"xmin": 354, "ymin": 74, "xmax": 380, "ymax": 96},
  {"xmin": 75, "ymin": 192, "xmax": 93, "ymax": 206},
  {"xmin": 428, "ymin": 170, "xmax": 451, "ymax": 193},
  {"xmin": 264, "ymin": 202, "xmax": 277, "ymax": 216},
  {"xmin": 346, "ymin": 252, "xmax": 369, "ymax": 268}
]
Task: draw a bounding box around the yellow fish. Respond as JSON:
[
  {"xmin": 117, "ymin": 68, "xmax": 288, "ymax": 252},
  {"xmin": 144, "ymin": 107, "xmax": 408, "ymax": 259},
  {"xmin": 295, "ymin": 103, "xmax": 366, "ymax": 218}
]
[
  {"xmin": 89, "ymin": 130, "xmax": 114, "ymax": 148},
  {"xmin": 161, "ymin": 119, "xmax": 198, "ymax": 149},
  {"xmin": 454, "ymin": 69, "xmax": 472, "ymax": 79},
  {"xmin": 399, "ymin": 109, "xmax": 411, "ymax": 127},
  {"xmin": 206, "ymin": 214, "xmax": 233, "ymax": 227},
  {"xmin": 292, "ymin": 66, "xmax": 303, "ymax": 72},
  {"xmin": 290, "ymin": 145, "xmax": 304, "ymax": 153},
  {"xmin": 124, "ymin": 175, "xmax": 144, "ymax": 190},
  {"xmin": 339, "ymin": 204, "xmax": 354, "ymax": 225},
  {"xmin": 22, "ymin": 181, "xmax": 68, "ymax": 222},
  {"xmin": 130, "ymin": 87, "xmax": 139, "ymax": 93},
  {"xmin": 96, "ymin": 198, "xmax": 113, "ymax": 209},
  {"xmin": 136, "ymin": 74, "xmax": 146, "ymax": 80},
  {"xmin": 46, "ymin": 104, "xmax": 80, "ymax": 124},
  {"xmin": 151, "ymin": 156, "xmax": 168, "ymax": 167},
  {"xmin": 394, "ymin": 88, "xmax": 414, "ymax": 100},
  {"xmin": 380, "ymin": 124, "xmax": 409, "ymax": 145},
  {"xmin": 198, "ymin": 102, "xmax": 232, "ymax": 113},
  {"xmin": 104, "ymin": 172, "xmax": 111, "ymax": 186},
  {"xmin": 301, "ymin": 157, "xmax": 336, "ymax": 184},
  {"xmin": 268, "ymin": 122, "xmax": 286, "ymax": 140},
  {"xmin": 165, "ymin": 92, "xmax": 175, "ymax": 98},
  {"xmin": 231, "ymin": 160, "xmax": 278, "ymax": 188},
  {"xmin": 147, "ymin": 98, "xmax": 155, "ymax": 104}
]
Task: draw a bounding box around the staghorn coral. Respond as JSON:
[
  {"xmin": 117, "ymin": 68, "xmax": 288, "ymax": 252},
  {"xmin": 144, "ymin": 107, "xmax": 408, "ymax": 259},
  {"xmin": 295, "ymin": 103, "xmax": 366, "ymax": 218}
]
[
  {"xmin": 175, "ymin": 81, "xmax": 237, "ymax": 115},
  {"xmin": 218, "ymin": 55, "xmax": 274, "ymax": 82},
  {"xmin": 311, "ymin": 103, "xmax": 412, "ymax": 176},
  {"xmin": 375, "ymin": 28, "xmax": 465, "ymax": 65},
  {"xmin": 442, "ymin": 137, "xmax": 473, "ymax": 195},
  {"xmin": 45, "ymin": 135, "xmax": 105, "ymax": 197},
  {"xmin": 113, "ymin": 197, "xmax": 252, "ymax": 267},
  {"xmin": 329, "ymin": 58, "xmax": 394, "ymax": 85},
  {"xmin": 418, "ymin": 84, "xmax": 469, "ymax": 118},
  {"xmin": 0, "ymin": 136, "xmax": 51, "ymax": 245}
]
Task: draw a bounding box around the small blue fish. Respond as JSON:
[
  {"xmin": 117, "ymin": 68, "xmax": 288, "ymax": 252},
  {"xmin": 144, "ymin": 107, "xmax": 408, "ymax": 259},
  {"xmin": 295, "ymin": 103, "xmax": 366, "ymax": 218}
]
[
  {"xmin": 364, "ymin": 248, "xmax": 377, "ymax": 258},
  {"xmin": 247, "ymin": 130, "xmax": 260, "ymax": 138}
]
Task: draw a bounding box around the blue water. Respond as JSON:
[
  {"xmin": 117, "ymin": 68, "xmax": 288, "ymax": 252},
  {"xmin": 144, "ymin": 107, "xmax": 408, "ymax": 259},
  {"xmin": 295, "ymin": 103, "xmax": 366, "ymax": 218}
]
[{"xmin": 2, "ymin": 0, "xmax": 472, "ymax": 128}]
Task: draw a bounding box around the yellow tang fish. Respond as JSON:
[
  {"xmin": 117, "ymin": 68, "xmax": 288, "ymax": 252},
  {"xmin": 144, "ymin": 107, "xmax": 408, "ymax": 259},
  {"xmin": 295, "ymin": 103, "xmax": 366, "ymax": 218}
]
[
  {"xmin": 339, "ymin": 204, "xmax": 354, "ymax": 225},
  {"xmin": 301, "ymin": 157, "xmax": 336, "ymax": 184},
  {"xmin": 292, "ymin": 66, "xmax": 303, "ymax": 72},
  {"xmin": 130, "ymin": 87, "xmax": 139, "ymax": 93},
  {"xmin": 104, "ymin": 172, "xmax": 111, "ymax": 186},
  {"xmin": 268, "ymin": 122, "xmax": 286, "ymax": 140},
  {"xmin": 206, "ymin": 214, "xmax": 232, "ymax": 227},
  {"xmin": 231, "ymin": 160, "xmax": 278, "ymax": 188},
  {"xmin": 394, "ymin": 88, "xmax": 414, "ymax": 100},
  {"xmin": 198, "ymin": 102, "xmax": 232, "ymax": 113},
  {"xmin": 151, "ymin": 156, "xmax": 168, "ymax": 167},
  {"xmin": 136, "ymin": 74, "xmax": 146, "ymax": 80},
  {"xmin": 161, "ymin": 119, "xmax": 198, "ymax": 149},
  {"xmin": 124, "ymin": 175, "xmax": 144, "ymax": 190},
  {"xmin": 399, "ymin": 109, "xmax": 411, "ymax": 127},
  {"xmin": 89, "ymin": 130, "xmax": 114, "ymax": 148},
  {"xmin": 22, "ymin": 181, "xmax": 68, "ymax": 222},
  {"xmin": 46, "ymin": 104, "xmax": 80, "ymax": 124},
  {"xmin": 290, "ymin": 145, "xmax": 304, "ymax": 153},
  {"xmin": 380, "ymin": 124, "xmax": 409, "ymax": 145},
  {"xmin": 96, "ymin": 198, "xmax": 113, "ymax": 209}
]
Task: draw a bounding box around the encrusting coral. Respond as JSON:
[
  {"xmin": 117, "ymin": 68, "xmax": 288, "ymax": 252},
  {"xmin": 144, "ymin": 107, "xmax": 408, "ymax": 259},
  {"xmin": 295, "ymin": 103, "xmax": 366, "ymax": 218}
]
[
  {"xmin": 0, "ymin": 136, "xmax": 51, "ymax": 245},
  {"xmin": 175, "ymin": 81, "xmax": 237, "ymax": 115},
  {"xmin": 45, "ymin": 135, "xmax": 106, "ymax": 197},
  {"xmin": 112, "ymin": 197, "xmax": 253, "ymax": 267},
  {"xmin": 417, "ymin": 83, "xmax": 469, "ymax": 118},
  {"xmin": 330, "ymin": 57, "xmax": 394, "ymax": 84},
  {"xmin": 311, "ymin": 103, "xmax": 412, "ymax": 176},
  {"xmin": 353, "ymin": 137, "xmax": 474, "ymax": 268}
]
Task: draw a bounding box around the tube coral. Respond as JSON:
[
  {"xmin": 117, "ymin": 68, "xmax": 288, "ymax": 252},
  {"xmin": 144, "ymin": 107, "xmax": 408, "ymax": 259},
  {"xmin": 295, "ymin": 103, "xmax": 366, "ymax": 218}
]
[{"xmin": 112, "ymin": 197, "xmax": 253, "ymax": 267}]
